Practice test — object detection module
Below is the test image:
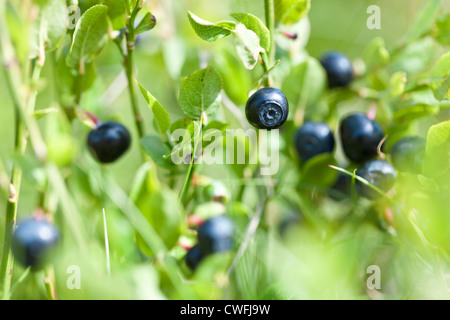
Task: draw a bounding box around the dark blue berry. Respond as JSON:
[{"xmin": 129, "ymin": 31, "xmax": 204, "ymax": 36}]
[
  {"xmin": 340, "ymin": 113, "xmax": 384, "ymax": 163},
  {"xmin": 319, "ymin": 51, "xmax": 354, "ymax": 88},
  {"xmin": 87, "ymin": 121, "xmax": 131, "ymax": 163},
  {"xmin": 294, "ymin": 122, "xmax": 335, "ymax": 162},
  {"xmin": 185, "ymin": 244, "xmax": 203, "ymax": 270},
  {"xmin": 11, "ymin": 218, "xmax": 60, "ymax": 271},
  {"xmin": 197, "ymin": 215, "xmax": 234, "ymax": 255},
  {"xmin": 390, "ymin": 136, "xmax": 426, "ymax": 174},
  {"xmin": 245, "ymin": 87, "xmax": 289, "ymax": 130},
  {"xmin": 356, "ymin": 159, "xmax": 397, "ymax": 199}
]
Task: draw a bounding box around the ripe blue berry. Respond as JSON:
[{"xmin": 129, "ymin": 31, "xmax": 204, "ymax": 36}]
[
  {"xmin": 294, "ymin": 122, "xmax": 335, "ymax": 162},
  {"xmin": 197, "ymin": 215, "xmax": 234, "ymax": 255},
  {"xmin": 87, "ymin": 121, "xmax": 131, "ymax": 163},
  {"xmin": 245, "ymin": 87, "xmax": 289, "ymax": 130},
  {"xmin": 390, "ymin": 136, "xmax": 426, "ymax": 174},
  {"xmin": 185, "ymin": 244, "xmax": 204, "ymax": 271},
  {"xmin": 340, "ymin": 113, "xmax": 384, "ymax": 163},
  {"xmin": 356, "ymin": 159, "xmax": 397, "ymax": 199},
  {"xmin": 320, "ymin": 51, "xmax": 354, "ymax": 88},
  {"xmin": 11, "ymin": 218, "xmax": 60, "ymax": 270}
]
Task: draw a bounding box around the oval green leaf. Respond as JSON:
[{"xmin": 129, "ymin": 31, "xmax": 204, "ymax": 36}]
[
  {"xmin": 66, "ymin": 5, "xmax": 110, "ymax": 72},
  {"xmin": 179, "ymin": 66, "xmax": 223, "ymax": 120}
]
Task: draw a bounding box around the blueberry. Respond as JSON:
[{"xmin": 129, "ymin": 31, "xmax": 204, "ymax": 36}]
[
  {"xmin": 11, "ymin": 218, "xmax": 60, "ymax": 271},
  {"xmin": 340, "ymin": 113, "xmax": 384, "ymax": 163},
  {"xmin": 87, "ymin": 121, "xmax": 131, "ymax": 163},
  {"xmin": 356, "ymin": 159, "xmax": 397, "ymax": 199},
  {"xmin": 245, "ymin": 87, "xmax": 289, "ymax": 130},
  {"xmin": 319, "ymin": 51, "xmax": 354, "ymax": 88},
  {"xmin": 185, "ymin": 244, "xmax": 204, "ymax": 271},
  {"xmin": 390, "ymin": 136, "xmax": 426, "ymax": 174},
  {"xmin": 294, "ymin": 122, "xmax": 335, "ymax": 162},
  {"xmin": 197, "ymin": 215, "xmax": 234, "ymax": 255}
]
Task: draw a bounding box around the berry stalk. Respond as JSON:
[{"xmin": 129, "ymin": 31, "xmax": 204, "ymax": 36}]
[
  {"xmin": 124, "ymin": 4, "xmax": 145, "ymax": 140},
  {"xmin": 0, "ymin": 2, "xmax": 45, "ymax": 297},
  {"xmin": 264, "ymin": 0, "xmax": 275, "ymax": 66}
]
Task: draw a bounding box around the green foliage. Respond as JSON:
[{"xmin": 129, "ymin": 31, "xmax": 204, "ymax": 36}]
[
  {"xmin": 230, "ymin": 13, "xmax": 271, "ymax": 52},
  {"xmin": 1, "ymin": 0, "xmax": 450, "ymax": 301},
  {"xmin": 66, "ymin": 5, "xmax": 110, "ymax": 71},
  {"xmin": 187, "ymin": 11, "xmax": 235, "ymax": 42},
  {"xmin": 233, "ymin": 22, "xmax": 265, "ymax": 70},
  {"xmin": 275, "ymin": 0, "xmax": 311, "ymax": 26},
  {"xmin": 137, "ymin": 81, "xmax": 171, "ymax": 134},
  {"xmin": 104, "ymin": 0, "xmax": 127, "ymax": 30},
  {"xmin": 135, "ymin": 12, "xmax": 156, "ymax": 34},
  {"xmin": 29, "ymin": 0, "xmax": 67, "ymax": 58},
  {"xmin": 423, "ymin": 120, "xmax": 450, "ymax": 180},
  {"xmin": 179, "ymin": 66, "xmax": 223, "ymax": 120}
]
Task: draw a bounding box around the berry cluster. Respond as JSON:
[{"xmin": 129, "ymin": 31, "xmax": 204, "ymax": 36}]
[{"xmin": 290, "ymin": 50, "xmax": 427, "ymax": 201}]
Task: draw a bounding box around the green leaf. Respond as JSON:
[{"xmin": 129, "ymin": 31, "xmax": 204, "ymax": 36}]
[
  {"xmin": 423, "ymin": 120, "xmax": 450, "ymax": 178},
  {"xmin": 205, "ymin": 120, "xmax": 229, "ymax": 132},
  {"xmin": 187, "ymin": 11, "xmax": 235, "ymax": 42},
  {"xmin": 230, "ymin": 13, "xmax": 270, "ymax": 52},
  {"xmin": 179, "ymin": 66, "xmax": 223, "ymax": 120},
  {"xmin": 141, "ymin": 135, "xmax": 175, "ymax": 169},
  {"xmin": 275, "ymin": 0, "xmax": 311, "ymax": 26},
  {"xmin": 388, "ymin": 37, "xmax": 438, "ymax": 77},
  {"xmin": 300, "ymin": 154, "xmax": 337, "ymax": 188},
  {"xmin": 403, "ymin": 0, "xmax": 441, "ymax": 43},
  {"xmin": 137, "ymin": 81, "xmax": 171, "ymax": 134},
  {"xmin": 434, "ymin": 77, "xmax": 450, "ymax": 101},
  {"xmin": 233, "ymin": 23, "xmax": 264, "ymax": 70},
  {"xmin": 57, "ymin": 55, "xmax": 97, "ymax": 96},
  {"xmin": 104, "ymin": 0, "xmax": 127, "ymax": 30},
  {"xmin": 281, "ymin": 57, "xmax": 326, "ymax": 112},
  {"xmin": 135, "ymin": 12, "xmax": 156, "ymax": 34},
  {"xmin": 435, "ymin": 13, "xmax": 450, "ymax": 45},
  {"xmin": 393, "ymin": 87, "xmax": 442, "ymax": 122},
  {"xmin": 170, "ymin": 119, "xmax": 195, "ymax": 137},
  {"xmin": 34, "ymin": 107, "xmax": 59, "ymax": 119},
  {"xmin": 66, "ymin": 5, "xmax": 110, "ymax": 71},
  {"xmin": 388, "ymin": 72, "xmax": 407, "ymax": 98},
  {"xmin": 193, "ymin": 202, "xmax": 226, "ymax": 220},
  {"xmin": 136, "ymin": 188, "xmax": 183, "ymax": 256},
  {"xmin": 362, "ymin": 37, "xmax": 390, "ymax": 71},
  {"xmin": 29, "ymin": 0, "xmax": 67, "ymax": 58},
  {"xmin": 212, "ymin": 47, "xmax": 253, "ymax": 105},
  {"xmin": 428, "ymin": 52, "xmax": 450, "ymax": 101}
]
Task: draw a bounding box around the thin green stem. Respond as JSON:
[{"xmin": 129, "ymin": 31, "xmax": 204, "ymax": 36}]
[
  {"xmin": 124, "ymin": 45, "xmax": 144, "ymax": 138},
  {"xmin": 178, "ymin": 122, "xmax": 201, "ymax": 203},
  {"xmin": 5, "ymin": 267, "xmax": 30, "ymax": 300},
  {"xmin": 124, "ymin": 6, "xmax": 145, "ymax": 140},
  {"xmin": 0, "ymin": 58, "xmax": 45, "ymax": 299},
  {"xmin": 264, "ymin": 0, "xmax": 275, "ymax": 65},
  {"xmin": 43, "ymin": 266, "xmax": 57, "ymax": 300},
  {"xmin": 0, "ymin": 0, "xmax": 26, "ymax": 297}
]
